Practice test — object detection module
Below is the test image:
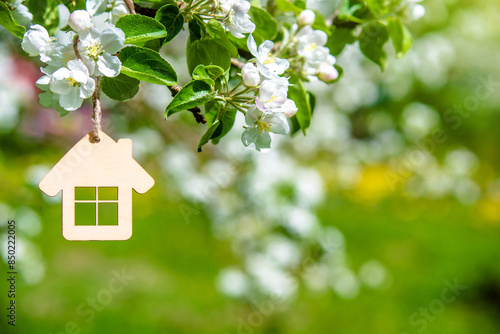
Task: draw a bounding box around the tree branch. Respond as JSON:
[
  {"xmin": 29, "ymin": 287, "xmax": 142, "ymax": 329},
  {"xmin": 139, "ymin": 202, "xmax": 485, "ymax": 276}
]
[{"xmin": 231, "ymin": 58, "xmax": 245, "ymax": 69}]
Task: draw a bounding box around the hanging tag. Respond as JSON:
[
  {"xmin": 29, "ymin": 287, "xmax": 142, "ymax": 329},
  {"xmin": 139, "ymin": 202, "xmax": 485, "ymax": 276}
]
[{"xmin": 39, "ymin": 131, "xmax": 154, "ymax": 241}]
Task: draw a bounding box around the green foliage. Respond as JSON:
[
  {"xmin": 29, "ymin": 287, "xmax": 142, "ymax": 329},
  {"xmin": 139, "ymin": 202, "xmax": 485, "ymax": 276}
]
[
  {"xmin": 275, "ymin": 0, "xmax": 302, "ymax": 14},
  {"xmin": 365, "ymin": 0, "xmax": 401, "ymax": 17},
  {"xmin": 211, "ymin": 108, "xmax": 236, "ymax": 144},
  {"xmin": 327, "ymin": 26, "xmax": 356, "ymax": 56},
  {"xmin": 197, "ymin": 120, "xmax": 221, "ymax": 152},
  {"xmin": 387, "ymin": 17, "xmax": 413, "ymax": 58},
  {"xmin": 115, "ymin": 14, "xmax": 167, "ymax": 44},
  {"xmin": 27, "ymin": 0, "xmax": 60, "ymax": 32},
  {"xmin": 188, "ymin": 15, "xmax": 205, "ymax": 42},
  {"xmin": 0, "ymin": 2, "xmax": 25, "ymax": 38},
  {"xmin": 359, "ymin": 21, "xmax": 389, "ymax": 70},
  {"xmin": 101, "ymin": 74, "xmax": 141, "ymax": 101},
  {"xmin": 187, "ymin": 38, "xmax": 231, "ymax": 73},
  {"xmin": 248, "ymin": 6, "xmax": 279, "ymax": 44},
  {"xmin": 118, "ymin": 46, "xmax": 177, "ymax": 86},
  {"xmin": 165, "ymin": 80, "xmax": 216, "ymax": 117},
  {"xmin": 155, "ymin": 3, "xmax": 184, "ymax": 44},
  {"xmin": 206, "ymin": 19, "xmax": 238, "ymax": 58},
  {"xmin": 311, "ymin": 10, "xmax": 330, "ymax": 35},
  {"xmin": 192, "ymin": 64, "xmax": 225, "ymax": 86},
  {"xmin": 288, "ymin": 79, "xmax": 312, "ymax": 135}
]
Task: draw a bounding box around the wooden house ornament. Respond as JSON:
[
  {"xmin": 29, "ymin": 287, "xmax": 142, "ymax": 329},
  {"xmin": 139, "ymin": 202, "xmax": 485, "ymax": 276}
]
[{"xmin": 39, "ymin": 131, "xmax": 154, "ymax": 241}]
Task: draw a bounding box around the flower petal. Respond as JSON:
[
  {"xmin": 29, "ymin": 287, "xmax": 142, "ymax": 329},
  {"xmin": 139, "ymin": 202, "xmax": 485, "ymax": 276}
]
[
  {"xmin": 100, "ymin": 27, "xmax": 125, "ymax": 54},
  {"xmin": 80, "ymin": 78, "xmax": 96, "ymax": 98},
  {"xmin": 59, "ymin": 88, "xmax": 83, "ymax": 111},
  {"xmin": 96, "ymin": 53, "xmax": 121, "ymax": 77},
  {"xmin": 247, "ymin": 34, "xmax": 258, "ymax": 58}
]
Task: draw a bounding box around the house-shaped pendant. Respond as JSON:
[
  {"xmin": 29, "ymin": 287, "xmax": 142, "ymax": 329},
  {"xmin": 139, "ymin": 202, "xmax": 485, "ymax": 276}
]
[{"xmin": 39, "ymin": 131, "xmax": 154, "ymax": 241}]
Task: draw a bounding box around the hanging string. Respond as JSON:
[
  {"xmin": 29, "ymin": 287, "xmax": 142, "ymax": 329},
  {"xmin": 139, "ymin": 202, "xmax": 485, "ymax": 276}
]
[
  {"xmin": 91, "ymin": 76, "xmax": 102, "ymax": 143},
  {"xmin": 72, "ymin": 36, "xmax": 101, "ymax": 143}
]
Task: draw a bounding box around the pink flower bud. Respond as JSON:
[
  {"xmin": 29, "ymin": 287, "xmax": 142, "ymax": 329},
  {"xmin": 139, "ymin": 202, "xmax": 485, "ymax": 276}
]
[
  {"xmin": 317, "ymin": 63, "xmax": 339, "ymax": 82},
  {"xmin": 298, "ymin": 9, "xmax": 315, "ymax": 26},
  {"xmin": 241, "ymin": 63, "xmax": 260, "ymax": 87},
  {"xmin": 68, "ymin": 10, "xmax": 92, "ymax": 35}
]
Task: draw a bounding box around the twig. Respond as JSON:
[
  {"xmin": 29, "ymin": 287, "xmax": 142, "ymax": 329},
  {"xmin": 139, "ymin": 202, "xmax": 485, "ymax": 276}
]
[
  {"xmin": 230, "ymin": 58, "xmax": 245, "ymax": 69},
  {"xmin": 73, "ymin": 36, "xmax": 81, "ymax": 60},
  {"xmin": 124, "ymin": 0, "xmax": 136, "ymax": 14},
  {"xmin": 168, "ymin": 85, "xmax": 206, "ymax": 124}
]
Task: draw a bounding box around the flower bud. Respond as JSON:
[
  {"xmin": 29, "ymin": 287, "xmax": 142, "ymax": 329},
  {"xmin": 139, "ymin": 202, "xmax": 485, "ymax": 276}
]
[
  {"xmin": 21, "ymin": 25, "xmax": 50, "ymax": 57},
  {"xmin": 280, "ymin": 99, "xmax": 298, "ymax": 118},
  {"xmin": 68, "ymin": 10, "xmax": 92, "ymax": 35},
  {"xmin": 298, "ymin": 9, "xmax": 315, "ymax": 26},
  {"xmin": 317, "ymin": 63, "xmax": 339, "ymax": 82},
  {"xmin": 241, "ymin": 63, "xmax": 260, "ymax": 87},
  {"xmin": 410, "ymin": 4, "xmax": 425, "ymax": 21}
]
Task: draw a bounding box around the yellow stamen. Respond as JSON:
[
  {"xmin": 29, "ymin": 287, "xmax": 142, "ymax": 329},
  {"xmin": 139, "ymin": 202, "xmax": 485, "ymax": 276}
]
[
  {"xmin": 67, "ymin": 78, "xmax": 77, "ymax": 87},
  {"xmin": 265, "ymin": 95, "xmax": 278, "ymax": 104},
  {"xmin": 86, "ymin": 42, "xmax": 103, "ymax": 58},
  {"xmin": 263, "ymin": 53, "xmax": 276, "ymax": 65},
  {"xmin": 61, "ymin": 53, "xmax": 72, "ymax": 65},
  {"xmin": 257, "ymin": 120, "xmax": 271, "ymax": 134},
  {"xmin": 304, "ymin": 42, "xmax": 317, "ymax": 52}
]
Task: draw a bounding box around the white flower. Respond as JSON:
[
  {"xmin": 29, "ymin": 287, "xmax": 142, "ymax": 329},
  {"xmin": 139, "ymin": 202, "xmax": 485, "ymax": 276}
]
[
  {"xmin": 218, "ymin": 0, "xmax": 255, "ymax": 38},
  {"xmin": 12, "ymin": 4, "xmax": 33, "ymax": 26},
  {"xmin": 79, "ymin": 26, "xmax": 124, "ymax": 77},
  {"xmin": 49, "ymin": 59, "xmax": 95, "ymax": 111},
  {"xmin": 247, "ymin": 34, "xmax": 289, "ymax": 78},
  {"xmin": 86, "ymin": 0, "xmax": 108, "ymax": 16},
  {"xmin": 298, "ymin": 9, "xmax": 315, "ymax": 26},
  {"xmin": 297, "ymin": 26, "xmax": 329, "ymax": 63},
  {"xmin": 241, "ymin": 63, "xmax": 260, "ymax": 87},
  {"xmin": 242, "ymin": 106, "xmax": 290, "ymax": 151},
  {"xmin": 69, "ymin": 10, "xmax": 93, "ymax": 37},
  {"xmin": 58, "ymin": 4, "xmax": 71, "ymax": 29},
  {"xmin": 255, "ymin": 78, "xmax": 289, "ymax": 111},
  {"xmin": 21, "ymin": 25, "xmax": 51, "ymax": 59},
  {"xmin": 274, "ymin": 99, "xmax": 298, "ymax": 118}
]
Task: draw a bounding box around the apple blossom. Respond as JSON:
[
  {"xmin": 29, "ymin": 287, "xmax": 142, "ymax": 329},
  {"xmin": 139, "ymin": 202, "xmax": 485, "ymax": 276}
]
[
  {"xmin": 256, "ymin": 78, "xmax": 290, "ymax": 112},
  {"xmin": 242, "ymin": 106, "xmax": 290, "ymax": 151},
  {"xmin": 49, "ymin": 59, "xmax": 95, "ymax": 111},
  {"xmin": 247, "ymin": 34, "xmax": 289, "ymax": 78},
  {"xmin": 218, "ymin": 0, "xmax": 255, "ymax": 38},
  {"xmin": 21, "ymin": 25, "xmax": 52, "ymax": 59},
  {"xmin": 79, "ymin": 26, "xmax": 124, "ymax": 77}
]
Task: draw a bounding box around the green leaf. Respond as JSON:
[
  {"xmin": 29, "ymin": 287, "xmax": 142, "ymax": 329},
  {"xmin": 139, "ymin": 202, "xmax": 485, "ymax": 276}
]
[
  {"xmin": 205, "ymin": 65, "xmax": 224, "ymax": 80},
  {"xmin": 115, "ymin": 14, "xmax": 167, "ymax": 44},
  {"xmin": 249, "ymin": 6, "xmax": 279, "ymax": 44},
  {"xmin": 204, "ymin": 100, "xmax": 221, "ymax": 125},
  {"xmin": 359, "ymin": 21, "xmax": 389, "ymax": 70},
  {"xmin": 206, "ymin": 19, "xmax": 238, "ymax": 58},
  {"xmin": 192, "ymin": 65, "xmax": 215, "ymax": 85},
  {"xmin": 365, "ymin": 0, "xmax": 401, "ymax": 17},
  {"xmin": 288, "ymin": 79, "xmax": 312, "ymax": 135},
  {"xmin": 155, "ymin": 4, "xmax": 184, "ymax": 44},
  {"xmin": 101, "ymin": 74, "xmax": 140, "ymax": 101},
  {"xmin": 118, "ymin": 46, "xmax": 177, "ymax": 86},
  {"xmin": 387, "ymin": 17, "xmax": 413, "ymax": 58},
  {"xmin": 187, "ymin": 38, "xmax": 231, "ymax": 73},
  {"xmin": 211, "ymin": 108, "xmax": 236, "ymax": 144},
  {"xmin": 294, "ymin": 0, "xmax": 306, "ymax": 9},
  {"xmin": 188, "ymin": 15, "xmax": 205, "ymax": 42},
  {"xmin": 0, "ymin": 2, "xmax": 26, "ymax": 38},
  {"xmin": 27, "ymin": 0, "xmax": 60, "ymax": 32},
  {"xmin": 275, "ymin": 0, "xmax": 302, "ymax": 13},
  {"xmin": 165, "ymin": 80, "xmax": 216, "ymax": 117},
  {"xmin": 197, "ymin": 120, "xmax": 220, "ymax": 152},
  {"xmin": 327, "ymin": 26, "xmax": 356, "ymax": 56},
  {"xmin": 312, "ymin": 10, "xmax": 330, "ymax": 35}
]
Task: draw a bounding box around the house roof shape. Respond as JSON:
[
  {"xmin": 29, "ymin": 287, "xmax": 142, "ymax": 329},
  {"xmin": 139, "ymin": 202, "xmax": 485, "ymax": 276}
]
[{"xmin": 39, "ymin": 131, "xmax": 154, "ymax": 197}]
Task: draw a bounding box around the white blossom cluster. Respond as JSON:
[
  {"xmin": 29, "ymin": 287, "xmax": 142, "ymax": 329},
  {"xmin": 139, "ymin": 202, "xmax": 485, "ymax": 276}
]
[
  {"xmin": 294, "ymin": 10, "xmax": 339, "ymax": 83},
  {"xmin": 240, "ymin": 35, "xmax": 298, "ymax": 152},
  {"xmin": 216, "ymin": 0, "xmax": 255, "ymax": 38},
  {"xmin": 20, "ymin": 0, "xmax": 127, "ymax": 112}
]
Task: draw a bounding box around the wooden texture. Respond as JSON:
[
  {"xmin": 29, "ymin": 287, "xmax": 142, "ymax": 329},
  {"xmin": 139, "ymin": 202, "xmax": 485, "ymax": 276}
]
[{"xmin": 39, "ymin": 130, "xmax": 155, "ymax": 241}]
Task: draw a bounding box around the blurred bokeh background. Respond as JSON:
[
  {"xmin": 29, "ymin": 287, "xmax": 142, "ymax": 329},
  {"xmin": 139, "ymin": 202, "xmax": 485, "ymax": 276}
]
[{"xmin": 2, "ymin": 0, "xmax": 500, "ymax": 333}]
